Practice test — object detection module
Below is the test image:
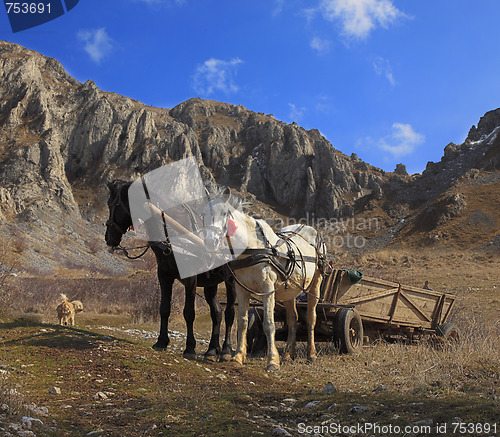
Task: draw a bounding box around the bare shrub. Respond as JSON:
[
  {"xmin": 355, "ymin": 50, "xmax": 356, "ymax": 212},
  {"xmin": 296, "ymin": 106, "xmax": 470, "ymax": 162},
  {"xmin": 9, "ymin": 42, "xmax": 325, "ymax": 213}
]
[
  {"xmin": 0, "ymin": 243, "xmax": 17, "ymax": 318},
  {"xmin": 127, "ymin": 275, "xmax": 161, "ymax": 324},
  {"xmin": 86, "ymin": 238, "xmax": 102, "ymax": 255},
  {"xmin": 7, "ymin": 269, "xmax": 166, "ymax": 325}
]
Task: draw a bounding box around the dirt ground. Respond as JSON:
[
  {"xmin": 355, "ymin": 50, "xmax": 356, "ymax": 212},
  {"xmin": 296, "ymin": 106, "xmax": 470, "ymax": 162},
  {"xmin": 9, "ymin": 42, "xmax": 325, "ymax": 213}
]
[{"xmin": 0, "ymin": 250, "xmax": 498, "ymax": 436}]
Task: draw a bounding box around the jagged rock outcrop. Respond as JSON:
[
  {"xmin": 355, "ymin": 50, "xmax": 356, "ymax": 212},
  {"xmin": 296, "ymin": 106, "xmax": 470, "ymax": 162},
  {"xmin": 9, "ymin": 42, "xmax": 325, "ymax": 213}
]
[{"xmin": 0, "ymin": 41, "xmax": 391, "ymax": 221}]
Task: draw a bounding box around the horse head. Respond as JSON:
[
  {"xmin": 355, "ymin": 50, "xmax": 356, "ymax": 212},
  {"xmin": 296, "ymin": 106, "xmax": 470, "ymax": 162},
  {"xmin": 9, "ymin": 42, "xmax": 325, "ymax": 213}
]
[
  {"xmin": 105, "ymin": 180, "xmax": 133, "ymax": 250},
  {"xmin": 200, "ymin": 187, "xmax": 233, "ymax": 252}
]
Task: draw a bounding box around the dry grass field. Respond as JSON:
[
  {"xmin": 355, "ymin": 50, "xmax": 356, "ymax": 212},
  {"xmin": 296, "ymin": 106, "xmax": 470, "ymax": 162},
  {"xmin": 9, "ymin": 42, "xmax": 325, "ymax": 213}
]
[{"xmin": 0, "ymin": 249, "xmax": 498, "ymax": 436}]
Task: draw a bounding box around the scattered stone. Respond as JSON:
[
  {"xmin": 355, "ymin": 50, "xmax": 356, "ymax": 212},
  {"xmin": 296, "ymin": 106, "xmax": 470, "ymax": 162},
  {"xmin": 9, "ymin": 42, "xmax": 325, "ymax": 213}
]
[
  {"xmin": 373, "ymin": 384, "xmax": 388, "ymax": 392},
  {"xmin": 145, "ymin": 424, "xmax": 158, "ymax": 434},
  {"xmin": 291, "ymin": 377, "xmax": 300, "ymax": 383},
  {"xmin": 87, "ymin": 430, "xmax": 104, "ymax": 435},
  {"xmin": 350, "ymin": 406, "xmax": 372, "ymax": 414},
  {"xmin": 412, "ymin": 419, "xmax": 434, "ymax": 426},
  {"xmin": 21, "ymin": 416, "xmax": 43, "ymax": 429},
  {"xmin": 322, "ymin": 382, "xmax": 337, "ymax": 395},
  {"xmin": 282, "ymin": 398, "xmax": 297, "ymax": 404},
  {"xmin": 48, "ymin": 387, "xmax": 61, "ymax": 395},
  {"xmin": 327, "ymin": 403, "xmax": 337, "ymax": 411},
  {"xmin": 273, "ymin": 427, "xmax": 292, "ymax": 436},
  {"xmin": 25, "ymin": 404, "xmax": 48, "ymax": 416},
  {"xmin": 92, "ymin": 392, "xmax": 108, "ymax": 401},
  {"xmin": 305, "ymin": 401, "xmax": 321, "ymax": 408},
  {"xmin": 17, "ymin": 431, "xmax": 36, "ymax": 437}
]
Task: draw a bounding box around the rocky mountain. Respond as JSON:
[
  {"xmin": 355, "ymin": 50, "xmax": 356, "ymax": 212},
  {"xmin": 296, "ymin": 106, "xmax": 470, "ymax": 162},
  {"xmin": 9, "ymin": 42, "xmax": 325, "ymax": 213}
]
[{"xmin": 0, "ymin": 41, "xmax": 498, "ymax": 275}]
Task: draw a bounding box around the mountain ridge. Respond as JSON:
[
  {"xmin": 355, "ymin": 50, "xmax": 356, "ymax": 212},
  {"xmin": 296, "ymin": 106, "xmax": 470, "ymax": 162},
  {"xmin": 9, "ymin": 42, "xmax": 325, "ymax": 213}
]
[{"xmin": 0, "ymin": 41, "xmax": 498, "ymax": 275}]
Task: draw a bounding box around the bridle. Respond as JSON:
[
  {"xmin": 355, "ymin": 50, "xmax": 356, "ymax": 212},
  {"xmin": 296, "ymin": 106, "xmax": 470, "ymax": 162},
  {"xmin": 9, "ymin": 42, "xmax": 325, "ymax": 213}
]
[
  {"xmin": 106, "ymin": 187, "xmax": 131, "ymax": 236},
  {"xmin": 106, "ymin": 185, "xmax": 151, "ymax": 259},
  {"xmin": 201, "ymin": 197, "xmax": 230, "ymax": 242}
]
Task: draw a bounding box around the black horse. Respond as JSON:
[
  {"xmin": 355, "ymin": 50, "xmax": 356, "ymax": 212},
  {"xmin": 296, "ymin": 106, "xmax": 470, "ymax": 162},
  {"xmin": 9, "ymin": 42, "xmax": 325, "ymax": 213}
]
[{"xmin": 104, "ymin": 180, "xmax": 235, "ymax": 361}]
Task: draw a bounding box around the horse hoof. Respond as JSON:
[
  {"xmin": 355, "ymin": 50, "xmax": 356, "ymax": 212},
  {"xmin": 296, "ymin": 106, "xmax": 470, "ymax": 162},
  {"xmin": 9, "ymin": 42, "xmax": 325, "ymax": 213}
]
[
  {"xmin": 307, "ymin": 355, "xmax": 317, "ymax": 364},
  {"xmin": 204, "ymin": 354, "xmax": 217, "ymax": 363},
  {"xmin": 266, "ymin": 363, "xmax": 280, "ymax": 372},
  {"xmin": 152, "ymin": 343, "xmax": 167, "ymax": 351},
  {"xmin": 220, "ymin": 354, "xmax": 233, "ymax": 362},
  {"xmin": 230, "ymin": 358, "xmax": 243, "ymax": 367},
  {"xmin": 183, "ymin": 352, "xmax": 196, "ymax": 360}
]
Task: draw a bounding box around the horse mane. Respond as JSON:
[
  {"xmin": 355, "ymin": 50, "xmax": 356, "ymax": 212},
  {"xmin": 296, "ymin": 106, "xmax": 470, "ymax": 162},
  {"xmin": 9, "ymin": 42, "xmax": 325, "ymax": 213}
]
[{"xmin": 206, "ymin": 184, "xmax": 242, "ymax": 210}]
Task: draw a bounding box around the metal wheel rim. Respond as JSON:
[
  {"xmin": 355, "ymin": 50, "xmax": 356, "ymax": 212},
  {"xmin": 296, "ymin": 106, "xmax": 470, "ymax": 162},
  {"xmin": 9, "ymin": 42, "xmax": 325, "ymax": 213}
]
[{"xmin": 348, "ymin": 317, "xmax": 362, "ymax": 348}]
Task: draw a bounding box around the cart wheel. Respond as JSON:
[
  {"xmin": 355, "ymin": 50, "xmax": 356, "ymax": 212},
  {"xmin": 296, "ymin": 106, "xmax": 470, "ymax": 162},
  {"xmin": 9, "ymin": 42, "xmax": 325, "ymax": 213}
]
[
  {"xmin": 436, "ymin": 323, "xmax": 460, "ymax": 345},
  {"xmin": 334, "ymin": 308, "xmax": 364, "ymax": 354}
]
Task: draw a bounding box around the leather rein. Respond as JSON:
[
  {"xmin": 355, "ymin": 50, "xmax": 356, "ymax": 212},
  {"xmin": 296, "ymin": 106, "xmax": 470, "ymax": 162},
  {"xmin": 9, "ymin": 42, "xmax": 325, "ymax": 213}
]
[{"xmin": 106, "ymin": 188, "xmax": 151, "ymax": 259}]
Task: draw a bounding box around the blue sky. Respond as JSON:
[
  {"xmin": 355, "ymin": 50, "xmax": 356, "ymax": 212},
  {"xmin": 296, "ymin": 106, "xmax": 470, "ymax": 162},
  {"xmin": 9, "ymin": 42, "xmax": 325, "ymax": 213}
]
[{"xmin": 1, "ymin": 0, "xmax": 500, "ymax": 174}]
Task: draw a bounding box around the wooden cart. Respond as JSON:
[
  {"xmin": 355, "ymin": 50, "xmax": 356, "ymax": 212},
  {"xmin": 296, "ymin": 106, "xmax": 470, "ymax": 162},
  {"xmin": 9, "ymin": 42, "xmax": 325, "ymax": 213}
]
[{"xmin": 271, "ymin": 269, "xmax": 459, "ymax": 354}]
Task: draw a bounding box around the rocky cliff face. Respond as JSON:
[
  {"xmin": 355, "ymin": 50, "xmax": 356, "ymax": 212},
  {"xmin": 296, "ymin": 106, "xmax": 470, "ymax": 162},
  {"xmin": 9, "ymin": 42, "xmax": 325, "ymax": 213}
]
[
  {"xmin": 0, "ymin": 41, "xmax": 498, "ymax": 273},
  {"xmin": 0, "ymin": 41, "xmax": 393, "ymax": 223}
]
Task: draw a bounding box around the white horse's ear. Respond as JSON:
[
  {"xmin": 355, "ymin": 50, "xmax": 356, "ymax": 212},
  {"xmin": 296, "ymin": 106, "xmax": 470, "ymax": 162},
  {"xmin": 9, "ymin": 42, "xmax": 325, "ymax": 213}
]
[{"xmin": 221, "ymin": 187, "xmax": 231, "ymax": 203}]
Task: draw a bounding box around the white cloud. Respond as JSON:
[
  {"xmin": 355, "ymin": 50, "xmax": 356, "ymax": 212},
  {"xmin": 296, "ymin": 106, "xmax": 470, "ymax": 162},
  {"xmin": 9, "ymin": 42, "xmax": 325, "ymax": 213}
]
[
  {"xmin": 315, "ymin": 95, "xmax": 331, "ymax": 114},
  {"xmin": 377, "ymin": 123, "xmax": 425, "ymax": 157},
  {"xmin": 289, "ymin": 103, "xmax": 306, "ymax": 122},
  {"xmin": 77, "ymin": 28, "xmax": 113, "ymax": 64},
  {"xmin": 310, "ymin": 37, "xmax": 332, "ymax": 54},
  {"xmin": 273, "ymin": 0, "xmax": 285, "ymax": 16},
  {"xmin": 192, "ymin": 58, "xmax": 244, "ymax": 96},
  {"xmin": 372, "ymin": 56, "xmax": 395, "ymax": 85},
  {"xmin": 319, "ymin": 0, "xmax": 407, "ymax": 39}
]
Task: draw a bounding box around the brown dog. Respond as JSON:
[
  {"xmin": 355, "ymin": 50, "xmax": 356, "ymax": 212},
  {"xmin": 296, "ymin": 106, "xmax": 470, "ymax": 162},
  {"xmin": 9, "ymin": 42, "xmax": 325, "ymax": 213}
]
[{"xmin": 56, "ymin": 294, "xmax": 83, "ymax": 326}]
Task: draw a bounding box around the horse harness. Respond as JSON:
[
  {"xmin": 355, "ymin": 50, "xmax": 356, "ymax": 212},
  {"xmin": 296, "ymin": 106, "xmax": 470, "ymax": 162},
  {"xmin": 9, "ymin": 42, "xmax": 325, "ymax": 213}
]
[
  {"xmin": 226, "ymin": 222, "xmax": 328, "ymax": 297},
  {"xmin": 107, "ymin": 179, "xmax": 199, "ymax": 259}
]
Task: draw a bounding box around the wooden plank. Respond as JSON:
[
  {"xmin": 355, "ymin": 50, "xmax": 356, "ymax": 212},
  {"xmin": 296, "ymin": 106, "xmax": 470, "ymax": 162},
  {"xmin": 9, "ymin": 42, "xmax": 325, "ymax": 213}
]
[
  {"xmin": 431, "ymin": 294, "xmax": 445, "ymax": 328},
  {"xmin": 399, "ymin": 291, "xmax": 432, "ymax": 322},
  {"xmin": 330, "ymin": 270, "xmax": 345, "ymax": 304},
  {"xmin": 388, "ymin": 283, "xmax": 402, "ymax": 324},
  {"xmin": 322, "ymin": 269, "xmax": 337, "ymax": 302},
  {"xmin": 340, "ymin": 287, "xmax": 399, "ymax": 305},
  {"xmin": 145, "ymin": 202, "xmax": 205, "ymax": 247},
  {"xmin": 363, "ymin": 276, "xmax": 448, "ymax": 299},
  {"xmin": 441, "ymin": 297, "xmax": 455, "ymax": 324}
]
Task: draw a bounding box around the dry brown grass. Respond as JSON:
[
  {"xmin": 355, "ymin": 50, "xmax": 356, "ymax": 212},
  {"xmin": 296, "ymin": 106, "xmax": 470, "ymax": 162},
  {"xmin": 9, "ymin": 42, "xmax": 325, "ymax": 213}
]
[
  {"xmin": 270, "ymin": 305, "xmax": 498, "ymax": 419},
  {"xmin": 4, "ymin": 272, "xmax": 168, "ymax": 325}
]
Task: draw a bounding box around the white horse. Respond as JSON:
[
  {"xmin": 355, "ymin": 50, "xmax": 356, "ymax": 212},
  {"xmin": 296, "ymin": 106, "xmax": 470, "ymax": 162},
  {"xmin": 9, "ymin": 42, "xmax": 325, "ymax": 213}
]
[{"xmin": 201, "ymin": 192, "xmax": 322, "ymax": 372}]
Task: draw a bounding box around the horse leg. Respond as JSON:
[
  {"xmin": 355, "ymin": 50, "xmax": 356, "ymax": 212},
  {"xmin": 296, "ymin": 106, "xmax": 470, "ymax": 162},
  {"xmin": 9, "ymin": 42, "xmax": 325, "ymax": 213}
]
[
  {"xmin": 153, "ymin": 269, "xmax": 174, "ymax": 351},
  {"xmin": 282, "ymin": 299, "xmax": 298, "ymax": 362},
  {"xmin": 262, "ymin": 290, "xmax": 280, "ymax": 372},
  {"xmin": 306, "ymin": 277, "xmax": 320, "ymax": 362},
  {"xmin": 203, "ymin": 285, "xmax": 222, "ymax": 362},
  {"xmin": 231, "ymin": 285, "xmax": 250, "ymax": 366},
  {"xmin": 183, "ymin": 277, "xmax": 197, "ymax": 359},
  {"xmin": 221, "ymin": 277, "xmax": 235, "ymax": 361}
]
